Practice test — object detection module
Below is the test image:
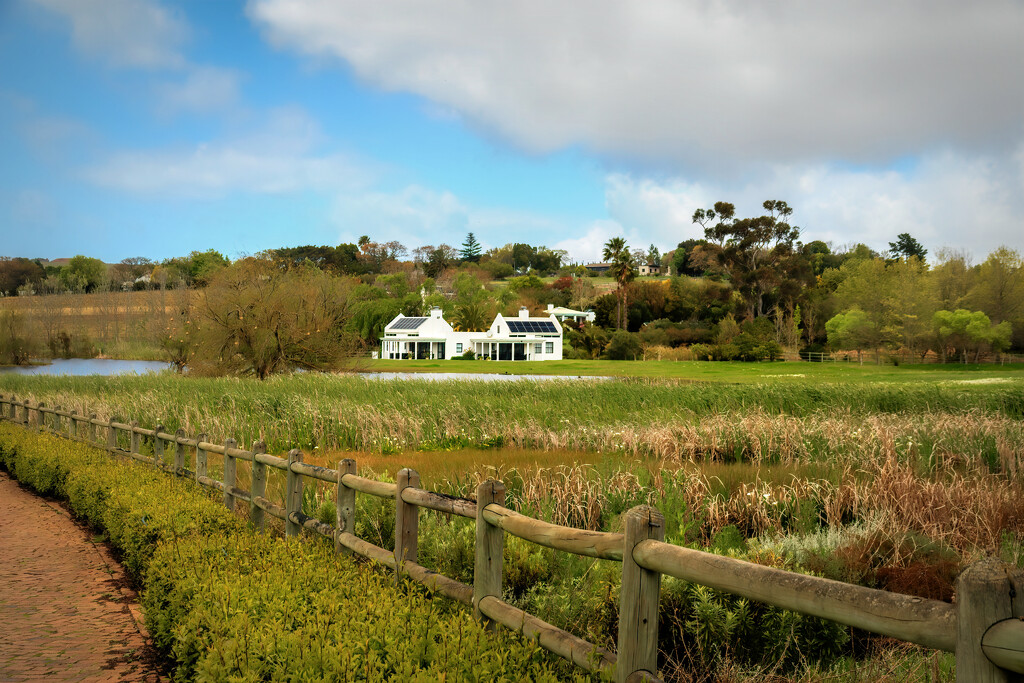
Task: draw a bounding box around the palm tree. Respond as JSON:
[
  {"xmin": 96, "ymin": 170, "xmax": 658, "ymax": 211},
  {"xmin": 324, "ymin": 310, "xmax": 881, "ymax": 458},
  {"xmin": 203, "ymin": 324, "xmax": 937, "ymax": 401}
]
[{"xmin": 602, "ymin": 237, "xmax": 636, "ymax": 329}]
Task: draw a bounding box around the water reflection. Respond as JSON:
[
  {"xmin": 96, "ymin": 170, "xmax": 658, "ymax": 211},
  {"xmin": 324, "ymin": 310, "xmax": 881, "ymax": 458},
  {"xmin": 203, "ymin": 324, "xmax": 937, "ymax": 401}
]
[{"xmin": 0, "ymin": 358, "xmax": 172, "ymax": 376}]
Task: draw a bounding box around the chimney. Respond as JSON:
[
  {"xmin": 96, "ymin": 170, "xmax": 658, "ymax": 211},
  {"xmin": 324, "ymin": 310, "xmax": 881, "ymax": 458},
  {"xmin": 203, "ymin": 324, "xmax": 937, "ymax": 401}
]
[
  {"xmin": 519, "ymin": 307, "xmax": 529, "ymax": 319},
  {"xmin": 546, "ymin": 303, "xmax": 554, "ymax": 311},
  {"xmin": 430, "ymin": 306, "xmax": 443, "ymax": 319}
]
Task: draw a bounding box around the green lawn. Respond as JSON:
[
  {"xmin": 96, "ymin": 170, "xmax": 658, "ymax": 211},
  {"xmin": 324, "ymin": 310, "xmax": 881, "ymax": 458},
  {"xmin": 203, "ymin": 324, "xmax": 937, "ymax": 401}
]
[{"xmin": 362, "ymin": 357, "xmax": 1024, "ymax": 384}]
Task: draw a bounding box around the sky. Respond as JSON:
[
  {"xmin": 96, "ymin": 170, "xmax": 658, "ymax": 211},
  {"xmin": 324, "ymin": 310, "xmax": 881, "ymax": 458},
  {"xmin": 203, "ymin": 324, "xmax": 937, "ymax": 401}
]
[{"xmin": 1, "ymin": 0, "xmax": 1022, "ymax": 265}]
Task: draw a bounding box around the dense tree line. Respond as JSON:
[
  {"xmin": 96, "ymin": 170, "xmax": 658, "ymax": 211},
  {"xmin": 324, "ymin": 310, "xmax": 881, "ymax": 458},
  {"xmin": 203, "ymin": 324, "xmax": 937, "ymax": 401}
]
[{"xmin": 2, "ymin": 204, "xmax": 1022, "ymax": 371}]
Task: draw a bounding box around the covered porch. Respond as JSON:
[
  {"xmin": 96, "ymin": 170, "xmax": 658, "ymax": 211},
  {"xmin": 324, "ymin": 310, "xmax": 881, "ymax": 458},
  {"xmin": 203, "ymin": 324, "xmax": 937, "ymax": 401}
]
[
  {"xmin": 472, "ymin": 340, "xmax": 530, "ymax": 361},
  {"xmin": 381, "ymin": 339, "xmax": 447, "ymax": 360}
]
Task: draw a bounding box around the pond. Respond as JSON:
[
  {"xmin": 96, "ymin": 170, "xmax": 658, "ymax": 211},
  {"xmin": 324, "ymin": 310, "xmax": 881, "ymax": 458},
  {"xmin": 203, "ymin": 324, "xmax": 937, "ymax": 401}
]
[{"xmin": 0, "ymin": 358, "xmax": 173, "ymax": 376}]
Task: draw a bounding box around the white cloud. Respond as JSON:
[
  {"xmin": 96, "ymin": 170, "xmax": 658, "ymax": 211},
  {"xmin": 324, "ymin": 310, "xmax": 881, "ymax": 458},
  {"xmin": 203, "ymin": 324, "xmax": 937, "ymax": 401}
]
[
  {"xmin": 331, "ymin": 185, "xmax": 565, "ymax": 251},
  {"xmin": 597, "ymin": 148, "xmax": 1024, "ymax": 260},
  {"xmin": 248, "ymin": 0, "xmax": 1024, "ymax": 167},
  {"xmin": 31, "ymin": 0, "xmax": 187, "ymax": 69},
  {"xmin": 154, "ymin": 66, "xmax": 243, "ymax": 114},
  {"xmin": 84, "ymin": 108, "xmax": 372, "ymax": 197}
]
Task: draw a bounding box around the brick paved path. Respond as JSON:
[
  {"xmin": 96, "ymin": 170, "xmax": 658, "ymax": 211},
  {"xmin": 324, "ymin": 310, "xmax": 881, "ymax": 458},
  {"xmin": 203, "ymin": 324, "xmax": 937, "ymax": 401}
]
[{"xmin": 0, "ymin": 472, "xmax": 166, "ymax": 682}]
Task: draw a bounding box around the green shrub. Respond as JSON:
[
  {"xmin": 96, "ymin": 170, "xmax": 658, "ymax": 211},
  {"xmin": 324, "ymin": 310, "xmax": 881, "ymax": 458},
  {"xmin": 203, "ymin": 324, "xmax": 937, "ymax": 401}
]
[{"xmin": 0, "ymin": 424, "xmax": 585, "ymax": 682}]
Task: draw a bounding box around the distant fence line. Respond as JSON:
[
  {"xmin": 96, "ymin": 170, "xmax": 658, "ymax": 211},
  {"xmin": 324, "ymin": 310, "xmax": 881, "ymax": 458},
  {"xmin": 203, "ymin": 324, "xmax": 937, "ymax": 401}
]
[
  {"xmin": 793, "ymin": 350, "xmax": 1024, "ymax": 364},
  {"xmin": 1, "ymin": 394, "xmax": 1022, "ymax": 682}
]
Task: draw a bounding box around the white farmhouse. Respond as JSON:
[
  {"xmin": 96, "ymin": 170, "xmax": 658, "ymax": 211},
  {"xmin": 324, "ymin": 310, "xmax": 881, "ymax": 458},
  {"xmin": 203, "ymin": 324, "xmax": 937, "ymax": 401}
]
[{"xmin": 380, "ymin": 306, "xmax": 563, "ymax": 361}]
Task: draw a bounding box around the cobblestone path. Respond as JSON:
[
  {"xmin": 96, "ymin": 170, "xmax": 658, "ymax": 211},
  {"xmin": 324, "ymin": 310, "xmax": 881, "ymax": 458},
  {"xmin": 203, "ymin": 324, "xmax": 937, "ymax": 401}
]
[{"xmin": 0, "ymin": 472, "xmax": 166, "ymax": 682}]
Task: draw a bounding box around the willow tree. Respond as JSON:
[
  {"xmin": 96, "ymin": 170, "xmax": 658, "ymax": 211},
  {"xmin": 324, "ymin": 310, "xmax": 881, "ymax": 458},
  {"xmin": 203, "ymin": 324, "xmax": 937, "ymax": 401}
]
[{"xmin": 194, "ymin": 259, "xmax": 358, "ymax": 378}]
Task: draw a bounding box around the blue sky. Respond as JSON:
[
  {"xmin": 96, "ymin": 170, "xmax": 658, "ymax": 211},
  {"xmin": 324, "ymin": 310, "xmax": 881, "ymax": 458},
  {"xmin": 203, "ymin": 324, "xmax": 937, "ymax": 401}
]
[{"xmin": 1, "ymin": 0, "xmax": 1022, "ymax": 264}]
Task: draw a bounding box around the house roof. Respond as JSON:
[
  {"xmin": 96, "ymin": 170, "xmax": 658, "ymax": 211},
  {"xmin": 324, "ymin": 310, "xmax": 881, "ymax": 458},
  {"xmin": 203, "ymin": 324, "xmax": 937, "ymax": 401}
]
[{"xmin": 547, "ymin": 306, "xmax": 588, "ymax": 316}]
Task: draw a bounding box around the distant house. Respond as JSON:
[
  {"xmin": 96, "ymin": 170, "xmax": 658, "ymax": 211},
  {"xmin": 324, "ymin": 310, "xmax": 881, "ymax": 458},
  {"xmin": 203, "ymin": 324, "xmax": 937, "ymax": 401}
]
[
  {"xmin": 544, "ymin": 303, "xmax": 595, "ymax": 324},
  {"xmin": 637, "ymin": 263, "xmax": 661, "ymax": 276},
  {"xmin": 381, "ymin": 307, "xmax": 563, "ymax": 361},
  {"xmin": 584, "ymin": 262, "xmax": 611, "ymax": 275}
]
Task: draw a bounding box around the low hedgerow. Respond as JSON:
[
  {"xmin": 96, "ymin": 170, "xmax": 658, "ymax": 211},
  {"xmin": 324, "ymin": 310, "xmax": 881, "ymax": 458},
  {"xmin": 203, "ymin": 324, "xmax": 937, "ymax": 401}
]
[{"xmin": 0, "ymin": 424, "xmax": 587, "ymax": 682}]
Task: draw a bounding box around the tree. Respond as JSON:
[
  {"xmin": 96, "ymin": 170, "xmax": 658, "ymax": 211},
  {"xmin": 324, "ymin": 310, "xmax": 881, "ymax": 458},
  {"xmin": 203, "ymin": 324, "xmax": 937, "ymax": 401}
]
[
  {"xmin": 603, "ymin": 237, "xmax": 637, "ymax": 329},
  {"xmin": 423, "ymin": 244, "xmax": 458, "ymax": 278},
  {"xmin": 933, "ymin": 309, "xmax": 1012, "ymax": 362},
  {"xmin": 460, "ymin": 232, "xmax": 482, "ymax": 262},
  {"xmin": 826, "ymin": 308, "xmax": 876, "ymax": 363},
  {"xmin": 150, "ymin": 287, "xmax": 195, "ymax": 372},
  {"xmin": 888, "ymin": 233, "xmax": 928, "ymax": 262},
  {"xmin": 61, "ymin": 255, "xmax": 106, "ymax": 293},
  {"xmin": 647, "ymin": 245, "xmax": 662, "ymax": 268},
  {"xmin": 0, "ymin": 257, "xmax": 45, "ymax": 296},
  {"xmin": 967, "ymin": 247, "xmax": 1023, "ymax": 324},
  {"xmin": 194, "ymin": 259, "xmax": 357, "ymax": 379},
  {"xmin": 692, "ymin": 200, "xmax": 803, "ymax": 318}
]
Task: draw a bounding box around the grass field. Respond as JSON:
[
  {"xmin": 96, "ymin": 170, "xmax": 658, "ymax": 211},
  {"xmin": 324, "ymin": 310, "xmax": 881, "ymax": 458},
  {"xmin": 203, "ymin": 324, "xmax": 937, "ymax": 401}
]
[
  {"xmin": 2, "ymin": 367, "xmax": 1021, "ymax": 681},
  {"xmin": 365, "ymin": 357, "xmax": 1024, "ymax": 382}
]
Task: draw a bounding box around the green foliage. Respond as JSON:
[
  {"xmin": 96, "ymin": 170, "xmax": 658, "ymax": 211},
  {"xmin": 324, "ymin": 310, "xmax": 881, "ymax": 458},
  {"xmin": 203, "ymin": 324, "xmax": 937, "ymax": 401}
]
[
  {"xmin": 603, "ymin": 330, "xmax": 642, "ymax": 360},
  {"xmin": 61, "ymin": 255, "xmax": 107, "ymax": 293},
  {"xmin": 0, "ymin": 425, "xmax": 582, "ymax": 682},
  {"xmin": 0, "ymin": 310, "xmax": 36, "ymax": 365},
  {"xmin": 826, "ymin": 308, "xmax": 876, "ymax": 358}
]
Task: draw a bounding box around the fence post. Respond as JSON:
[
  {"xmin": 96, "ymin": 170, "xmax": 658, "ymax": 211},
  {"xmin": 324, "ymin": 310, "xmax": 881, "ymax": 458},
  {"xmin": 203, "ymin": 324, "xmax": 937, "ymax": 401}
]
[
  {"xmin": 394, "ymin": 468, "xmax": 421, "ymax": 571},
  {"xmin": 250, "ymin": 441, "xmax": 267, "ymax": 531},
  {"xmin": 336, "ymin": 459, "xmax": 356, "ymax": 554},
  {"xmin": 69, "ymin": 410, "xmax": 78, "ymax": 439},
  {"xmin": 956, "ymin": 557, "xmax": 1024, "ymax": 682},
  {"xmin": 52, "ymin": 406, "xmax": 61, "ymax": 433},
  {"xmin": 153, "ymin": 424, "xmax": 165, "ymax": 469},
  {"xmin": 285, "ymin": 449, "xmax": 304, "ymax": 538},
  {"xmin": 223, "ymin": 438, "xmax": 237, "ymax": 511},
  {"xmin": 174, "ymin": 429, "xmax": 186, "ymax": 473},
  {"xmin": 130, "ymin": 421, "xmax": 140, "ymax": 457},
  {"xmin": 22, "ymin": 401, "xmax": 30, "ymax": 427},
  {"xmin": 473, "ymin": 479, "xmax": 505, "ymax": 628},
  {"xmin": 88, "ymin": 413, "xmax": 97, "ymax": 443},
  {"xmin": 616, "ymin": 505, "xmax": 665, "ymax": 683},
  {"xmin": 106, "ymin": 417, "xmax": 117, "ymax": 452},
  {"xmin": 195, "ymin": 433, "xmax": 208, "ymax": 483},
  {"xmin": 34, "ymin": 403, "xmax": 44, "ymax": 430}
]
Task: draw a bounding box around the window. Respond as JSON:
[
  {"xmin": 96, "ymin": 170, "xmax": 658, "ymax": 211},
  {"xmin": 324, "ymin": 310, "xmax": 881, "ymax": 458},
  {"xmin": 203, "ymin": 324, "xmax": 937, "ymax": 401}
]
[
  {"xmin": 534, "ymin": 343, "xmax": 542, "ymax": 354},
  {"xmin": 545, "ymin": 342, "xmax": 554, "ymax": 354},
  {"xmin": 456, "ymin": 343, "xmax": 463, "ymax": 354}
]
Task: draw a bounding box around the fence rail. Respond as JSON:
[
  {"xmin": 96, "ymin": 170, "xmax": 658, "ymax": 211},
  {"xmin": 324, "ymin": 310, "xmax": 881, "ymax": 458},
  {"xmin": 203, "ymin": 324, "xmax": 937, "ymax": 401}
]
[{"xmin": 1, "ymin": 393, "xmax": 1022, "ymax": 682}]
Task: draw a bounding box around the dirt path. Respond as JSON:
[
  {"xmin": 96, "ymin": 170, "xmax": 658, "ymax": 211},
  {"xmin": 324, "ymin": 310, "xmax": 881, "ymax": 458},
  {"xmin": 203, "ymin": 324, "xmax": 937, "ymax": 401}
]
[{"xmin": 0, "ymin": 472, "xmax": 166, "ymax": 682}]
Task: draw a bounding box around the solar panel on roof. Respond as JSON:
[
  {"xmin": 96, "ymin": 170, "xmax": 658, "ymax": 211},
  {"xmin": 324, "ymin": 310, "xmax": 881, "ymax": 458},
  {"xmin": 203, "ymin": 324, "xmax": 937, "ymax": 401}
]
[
  {"xmin": 507, "ymin": 320, "xmax": 557, "ymax": 334},
  {"xmin": 389, "ymin": 317, "xmax": 427, "ymax": 330}
]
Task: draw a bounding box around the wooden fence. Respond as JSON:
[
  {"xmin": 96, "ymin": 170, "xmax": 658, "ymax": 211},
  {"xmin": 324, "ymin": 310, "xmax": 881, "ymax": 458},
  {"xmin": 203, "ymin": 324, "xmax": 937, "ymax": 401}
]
[{"xmin": 1, "ymin": 393, "xmax": 1022, "ymax": 682}]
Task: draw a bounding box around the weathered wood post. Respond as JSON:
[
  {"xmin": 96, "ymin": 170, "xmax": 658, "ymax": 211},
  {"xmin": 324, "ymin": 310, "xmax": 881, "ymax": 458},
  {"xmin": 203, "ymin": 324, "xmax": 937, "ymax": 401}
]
[
  {"xmin": 285, "ymin": 449, "xmax": 304, "ymax": 538},
  {"xmin": 195, "ymin": 433, "xmax": 208, "ymax": 483},
  {"xmin": 52, "ymin": 406, "xmax": 61, "ymax": 433},
  {"xmin": 130, "ymin": 421, "xmax": 140, "ymax": 457},
  {"xmin": 88, "ymin": 413, "xmax": 97, "ymax": 443},
  {"xmin": 222, "ymin": 438, "xmax": 237, "ymax": 511},
  {"xmin": 174, "ymin": 429, "xmax": 186, "ymax": 473},
  {"xmin": 473, "ymin": 479, "xmax": 505, "ymax": 628},
  {"xmin": 956, "ymin": 558, "xmax": 1024, "ymax": 682},
  {"xmin": 153, "ymin": 424, "xmax": 165, "ymax": 469},
  {"xmin": 249, "ymin": 441, "xmax": 267, "ymax": 531},
  {"xmin": 394, "ymin": 468, "xmax": 421, "ymax": 571},
  {"xmin": 106, "ymin": 417, "xmax": 117, "ymax": 452},
  {"xmin": 34, "ymin": 402, "xmax": 44, "ymax": 430},
  {"xmin": 69, "ymin": 410, "xmax": 78, "ymax": 439},
  {"xmin": 617, "ymin": 505, "xmax": 665, "ymax": 683},
  {"xmin": 335, "ymin": 458, "xmax": 357, "ymax": 554},
  {"xmin": 22, "ymin": 401, "xmax": 30, "ymax": 426}
]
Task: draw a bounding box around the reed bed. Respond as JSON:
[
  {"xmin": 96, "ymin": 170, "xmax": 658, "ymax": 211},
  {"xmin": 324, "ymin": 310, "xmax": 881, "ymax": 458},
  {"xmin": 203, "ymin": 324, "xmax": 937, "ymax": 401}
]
[{"xmin": 0, "ymin": 373, "xmax": 1021, "ymax": 463}]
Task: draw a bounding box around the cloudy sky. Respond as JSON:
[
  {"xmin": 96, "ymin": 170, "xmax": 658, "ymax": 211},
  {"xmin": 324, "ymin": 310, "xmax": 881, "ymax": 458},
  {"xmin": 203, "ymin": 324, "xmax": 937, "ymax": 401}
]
[{"xmin": 1, "ymin": 0, "xmax": 1021, "ymax": 263}]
